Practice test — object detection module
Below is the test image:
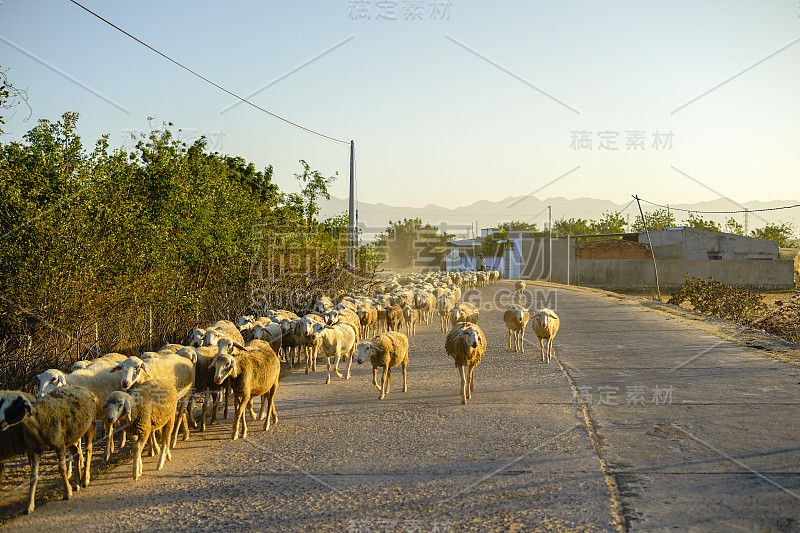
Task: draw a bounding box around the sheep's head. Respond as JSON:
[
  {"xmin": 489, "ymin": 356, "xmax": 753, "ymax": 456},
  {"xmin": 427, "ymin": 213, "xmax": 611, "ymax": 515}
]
[
  {"xmin": 189, "ymin": 328, "xmax": 206, "ymax": 348},
  {"xmin": 215, "ymin": 337, "xmax": 246, "ymax": 359},
  {"xmin": 111, "ymin": 356, "xmax": 151, "ymax": 390},
  {"xmin": 355, "ymin": 342, "xmax": 381, "ymax": 365},
  {"xmin": 103, "ymin": 391, "xmax": 131, "ymax": 425},
  {"xmin": 310, "ymin": 321, "xmax": 329, "ymax": 341},
  {"xmin": 0, "ymin": 392, "xmax": 32, "ymax": 430},
  {"xmin": 461, "ymin": 326, "xmax": 482, "ymax": 349},
  {"xmin": 237, "ymin": 315, "xmax": 255, "ymax": 331},
  {"xmin": 253, "ymin": 324, "xmax": 266, "ymax": 340},
  {"xmin": 37, "ymin": 369, "xmax": 67, "ymax": 398},
  {"xmin": 514, "ymin": 307, "xmax": 525, "ymax": 323},
  {"xmin": 70, "ymin": 360, "xmax": 91, "ymax": 372},
  {"xmin": 210, "ymin": 353, "xmax": 237, "ymax": 384},
  {"xmin": 204, "ymin": 329, "xmax": 223, "ymax": 346}
]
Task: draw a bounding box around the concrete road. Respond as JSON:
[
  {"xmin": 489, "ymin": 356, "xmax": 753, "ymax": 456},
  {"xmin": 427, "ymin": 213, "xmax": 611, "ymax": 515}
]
[{"xmin": 2, "ymin": 281, "xmax": 798, "ymax": 532}]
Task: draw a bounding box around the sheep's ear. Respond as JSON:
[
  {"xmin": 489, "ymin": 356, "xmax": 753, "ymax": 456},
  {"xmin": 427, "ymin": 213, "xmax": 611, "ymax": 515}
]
[
  {"xmin": 140, "ymin": 362, "xmax": 151, "ymax": 378},
  {"xmin": 57, "ymin": 373, "xmax": 67, "ymax": 386},
  {"xmin": 110, "ymin": 364, "xmax": 122, "ymax": 373},
  {"xmin": 233, "ymin": 342, "xmax": 247, "ymax": 352},
  {"xmin": 230, "ymin": 359, "xmax": 239, "ymax": 378},
  {"xmin": 122, "ymin": 397, "xmax": 131, "ymax": 418}
]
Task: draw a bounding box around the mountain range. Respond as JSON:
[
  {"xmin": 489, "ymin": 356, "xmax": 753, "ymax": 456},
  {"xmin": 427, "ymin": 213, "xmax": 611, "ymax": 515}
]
[{"xmin": 318, "ymin": 195, "xmax": 800, "ymax": 241}]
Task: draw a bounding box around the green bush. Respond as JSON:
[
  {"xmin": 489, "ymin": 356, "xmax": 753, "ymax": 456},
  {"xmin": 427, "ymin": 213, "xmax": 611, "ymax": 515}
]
[{"xmin": 668, "ymin": 274, "xmax": 767, "ymax": 324}]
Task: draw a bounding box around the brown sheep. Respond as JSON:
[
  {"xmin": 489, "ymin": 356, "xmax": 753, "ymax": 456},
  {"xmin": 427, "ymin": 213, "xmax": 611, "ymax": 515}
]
[
  {"xmin": 104, "ymin": 378, "xmax": 178, "ymax": 480},
  {"xmin": 355, "ymin": 331, "xmax": 409, "ymax": 400},
  {"xmin": 211, "ymin": 339, "xmax": 280, "ymax": 439},
  {"xmin": 0, "ymin": 385, "xmax": 96, "ymax": 514},
  {"xmin": 445, "ymin": 322, "xmax": 487, "ymax": 405},
  {"xmin": 503, "ymin": 306, "xmax": 530, "ymax": 353},
  {"xmin": 532, "ymin": 308, "xmax": 560, "ymax": 363},
  {"xmin": 385, "ymin": 305, "xmax": 404, "ymax": 332},
  {"xmin": 449, "ymin": 302, "xmax": 480, "ymax": 328}
]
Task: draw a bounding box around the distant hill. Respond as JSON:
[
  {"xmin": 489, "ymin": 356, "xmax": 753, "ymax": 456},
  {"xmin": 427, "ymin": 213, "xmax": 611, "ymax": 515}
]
[{"xmin": 318, "ymin": 195, "xmax": 800, "ymax": 242}]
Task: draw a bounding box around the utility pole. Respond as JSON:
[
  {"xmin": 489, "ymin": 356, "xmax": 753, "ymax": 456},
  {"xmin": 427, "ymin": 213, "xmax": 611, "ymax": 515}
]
[
  {"xmin": 634, "ymin": 195, "xmax": 661, "ymax": 300},
  {"xmin": 744, "ymin": 208, "xmax": 749, "ymax": 235},
  {"xmin": 548, "ymin": 205, "xmax": 552, "ymax": 282},
  {"xmin": 348, "ymin": 140, "xmax": 355, "ymax": 268}
]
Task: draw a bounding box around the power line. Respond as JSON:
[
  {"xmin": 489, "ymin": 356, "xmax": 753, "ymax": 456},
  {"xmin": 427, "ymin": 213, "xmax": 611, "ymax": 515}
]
[
  {"xmin": 637, "ymin": 197, "xmax": 800, "ymax": 215},
  {"xmin": 68, "ymin": 0, "xmax": 349, "ymax": 145}
]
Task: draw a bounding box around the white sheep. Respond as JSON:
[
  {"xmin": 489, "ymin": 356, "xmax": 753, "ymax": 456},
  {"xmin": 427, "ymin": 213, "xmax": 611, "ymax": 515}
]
[
  {"xmin": 515, "ymin": 279, "xmax": 526, "ymax": 296},
  {"xmin": 204, "ymin": 320, "xmax": 245, "ymax": 347},
  {"xmin": 449, "ymin": 302, "xmax": 480, "ymax": 328},
  {"xmin": 37, "ymin": 358, "xmax": 126, "ymax": 462},
  {"xmin": 436, "ymin": 294, "xmax": 455, "ymax": 333},
  {"xmin": 311, "ymin": 321, "xmax": 358, "ymax": 384},
  {"xmin": 503, "ymin": 306, "xmax": 530, "ymax": 353},
  {"xmin": 103, "ymin": 378, "xmax": 178, "ymax": 480},
  {"xmin": 0, "ymin": 385, "xmax": 96, "ymax": 514},
  {"xmin": 209, "ymin": 339, "xmax": 280, "ymax": 439},
  {"xmin": 188, "ymin": 328, "xmax": 206, "ymax": 348},
  {"xmin": 402, "ymin": 306, "xmax": 419, "ymax": 336},
  {"xmin": 355, "ymin": 331, "xmax": 409, "ymax": 400},
  {"xmin": 445, "ymin": 322, "xmax": 487, "ymax": 405},
  {"xmin": 111, "ymin": 353, "xmax": 194, "ymax": 446},
  {"xmin": 532, "ymin": 308, "xmax": 560, "ymax": 363}
]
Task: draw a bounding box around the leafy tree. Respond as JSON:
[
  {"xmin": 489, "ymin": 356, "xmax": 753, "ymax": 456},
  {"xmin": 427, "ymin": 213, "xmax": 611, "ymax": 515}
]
[
  {"xmin": 498, "ymin": 220, "xmax": 539, "ymax": 233},
  {"xmin": 630, "ymin": 209, "xmax": 676, "ymax": 232},
  {"xmin": 481, "ymin": 228, "xmax": 509, "ymax": 257},
  {"xmin": 590, "ymin": 211, "xmax": 628, "ymax": 234},
  {"xmin": 724, "ymin": 217, "xmax": 744, "ymax": 235},
  {"xmin": 750, "ymin": 222, "xmax": 798, "ymax": 248},
  {"xmin": 551, "ymin": 217, "xmax": 591, "ymax": 236},
  {"xmin": 375, "ymin": 218, "xmax": 453, "ymax": 268},
  {"xmin": 294, "ymin": 159, "xmax": 337, "ymax": 233},
  {"xmin": 684, "ymin": 213, "xmax": 721, "ymax": 232}
]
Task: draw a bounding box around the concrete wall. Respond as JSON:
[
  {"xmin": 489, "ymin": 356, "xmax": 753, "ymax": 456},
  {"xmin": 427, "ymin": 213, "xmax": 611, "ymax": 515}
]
[
  {"xmin": 572, "ymin": 258, "xmax": 795, "ymax": 290},
  {"xmin": 641, "ymin": 227, "xmax": 779, "ymax": 260}
]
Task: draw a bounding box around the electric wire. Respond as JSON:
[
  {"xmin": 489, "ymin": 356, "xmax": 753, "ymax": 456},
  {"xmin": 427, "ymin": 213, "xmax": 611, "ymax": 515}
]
[{"xmin": 68, "ymin": 0, "xmax": 349, "ymax": 145}]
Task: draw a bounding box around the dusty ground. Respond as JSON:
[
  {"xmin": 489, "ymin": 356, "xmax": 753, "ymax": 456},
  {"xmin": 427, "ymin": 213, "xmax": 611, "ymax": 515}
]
[{"xmin": 1, "ymin": 280, "xmax": 798, "ymax": 532}]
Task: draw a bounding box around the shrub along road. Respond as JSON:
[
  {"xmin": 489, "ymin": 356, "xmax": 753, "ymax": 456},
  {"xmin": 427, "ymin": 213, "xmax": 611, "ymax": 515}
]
[{"xmin": 2, "ymin": 281, "xmax": 799, "ymax": 532}]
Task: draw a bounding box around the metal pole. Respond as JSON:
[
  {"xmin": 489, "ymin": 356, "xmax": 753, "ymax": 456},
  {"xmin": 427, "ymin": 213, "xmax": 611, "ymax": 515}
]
[
  {"xmin": 348, "ymin": 140, "xmax": 355, "ymax": 268},
  {"xmin": 566, "ymin": 234, "xmax": 570, "ymax": 285},
  {"xmin": 634, "ymin": 195, "xmax": 661, "ymax": 300},
  {"xmin": 548, "ymin": 205, "xmax": 552, "ymax": 282}
]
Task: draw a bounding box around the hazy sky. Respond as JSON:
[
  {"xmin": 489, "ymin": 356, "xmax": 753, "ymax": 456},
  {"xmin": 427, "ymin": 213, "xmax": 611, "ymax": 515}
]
[{"xmin": 2, "ymin": 1, "xmax": 798, "ymax": 212}]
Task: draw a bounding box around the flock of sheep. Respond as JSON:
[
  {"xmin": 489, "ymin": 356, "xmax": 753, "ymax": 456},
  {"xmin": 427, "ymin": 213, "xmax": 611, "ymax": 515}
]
[{"xmin": 0, "ymin": 269, "xmax": 559, "ymax": 515}]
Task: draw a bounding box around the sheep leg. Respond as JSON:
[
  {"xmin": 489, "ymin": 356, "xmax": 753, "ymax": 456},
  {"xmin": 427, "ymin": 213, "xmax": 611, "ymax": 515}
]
[
  {"xmin": 200, "ymin": 389, "xmax": 209, "ymax": 432},
  {"xmin": 150, "ymin": 431, "xmax": 161, "ymax": 457},
  {"xmin": 132, "ymin": 436, "xmax": 144, "ymax": 480},
  {"xmin": 519, "ymin": 330, "xmax": 525, "ymax": 353},
  {"xmin": 257, "ymin": 394, "xmax": 267, "ymax": 421},
  {"xmin": 379, "ymin": 366, "xmax": 389, "ymax": 400},
  {"xmin": 82, "ymin": 426, "xmax": 94, "ymax": 487},
  {"xmin": 211, "ymin": 390, "xmax": 220, "ymax": 425},
  {"xmin": 263, "ymin": 382, "xmax": 278, "ymax": 431},
  {"xmin": 539, "ymin": 339, "xmax": 546, "ymax": 362},
  {"xmin": 458, "ymin": 366, "xmax": 468, "ymax": 405},
  {"xmin": 186, "ymin": 395, "xmax": 197, "ymax": 429},
  {"xmin": 248, "ymin": 397, "xmax": 258, "ymax": 421},
  {"xmin": 223, "ymin": 384, "xmax": 231, "ymax": 419},
  {"xmin": 468, "ymin": 365, "xmax": 476, "ymax": 395},
  {"xmin": 546, "ymin": 338, "xmax": 554, "ymax": 363},
  {"xmin": 372, "ymin": 367, "xmax": 380, "ymax": 390},
  {"xmin": 232, "ymin": 392, "xmax": 250, "ymax": 440},
  {"xmin": 402, "ymin": 360, "xmax": 408, "ymax": 393},
  {"xmin": 507, "ymin": 329, "xmax": 513, "ymax": 350},
  {"xmin": 120, "ymin": 429, "xmax": 127, "ymax": 449},
  {"xmin": 334, "ymin": 353, "xmax": 343, "ymax": 379},
  {"xmin": 25, "ymin": 451, "xmax": 40, "ymax": 514},
  {"xmin": 344, "ymin": 353, "xmax": 353, "ymax": 380},
  {"xmin": 55, "ymin": 446, "xmax": 73, "ymax": 501},
  {"xmin": 326, "ymin": 356, "xmax": 333, "ymax": 385},
  {"xmin": 69, "ymin": 443, "xmax": 83, "ymax": 492},
  {"xmin": 157, "ymin": 416, "xmax": 175, "ymax": 470},
  {"xmin": 104, "ymin": 421, "xmax": 115, "ymax": 462},
  {"xmin": 180, "ymin": 396, "xmax": 191, "ymax": 441}
]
